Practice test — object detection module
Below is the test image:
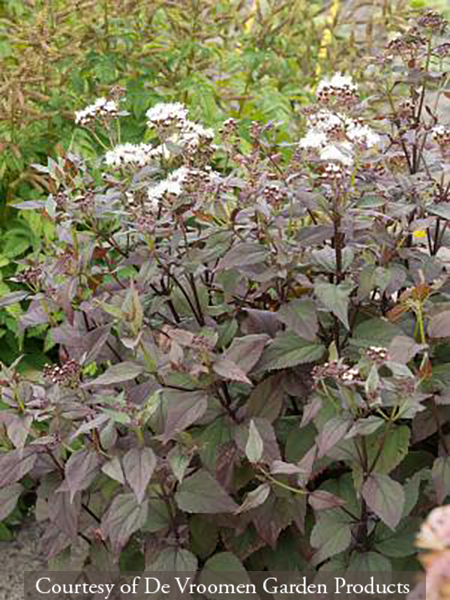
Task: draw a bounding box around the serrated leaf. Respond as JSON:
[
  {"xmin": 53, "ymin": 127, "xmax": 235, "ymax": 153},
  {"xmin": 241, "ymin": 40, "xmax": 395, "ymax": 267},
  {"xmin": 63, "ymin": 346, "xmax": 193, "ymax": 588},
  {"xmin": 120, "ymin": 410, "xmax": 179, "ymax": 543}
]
[
  {"xmin": 147, "ymin": 547, "xmax": 198, "ymax": 571},
  {"xmin": 223, "ymin": 334, "xmax": 269, "ymax": 373},
  {"xmin": 123, "ymin": 447, "xmax": 156, "ymax": 504},
  {"xmin": 213, "ymin": 358, "xmax": 251, "ymax": 384},
  {"xmin": 200, "ymin": 552, "xmax": 250, "ymax": 600},
  {"xmin": 218, "ymin": 243, "xmax": 268, "ymax": 269},
  {"xmin": 0, "ymin": 483, "xmax": 22, "ymax": 520},
  {"xmin": 87, "ymin": 362, "xmax": 144, "ymax": 386},
  {"xmin": 367, "ymin": 425, "xmax": 410, "ymax": 474},
  {"xmin": 317, "ymin": 416, "xmax": 351, "ymax": 458},
  {"xmin": 311, "ymin": 515, "xmax": 352, "ymax": 564},
  {"xmin": 315, "ymin": 281, "xmax": 353, "ymax": 329},
  {"xmin": 0, "ymin": 448, "xmax": 37, "ymax": 488},
  {"xmin": 175, "ymin": 469, "xmax": 238, "ymax": 514},
  {"xmin": 362, "ymin": 474, "xmax": 405, "ymax": 530},
  {"xmin": 259, "ymin": 331, "xmax": 324, "ymax": 371},
  {"xmin": 276, "ymin": 299, "xmax": 318, "ymax": 341},
  {"xmin": 61, "ymin": 449, "xmax": 100, "ymax": 502},
  {"xmin": 162, "ymin": 390, "xmax": 208, "ymax": 443},
  {"xmin": 345, "ymin": 416, "xmax": 384, "ymax": 439},
  {"xmin": 246, "ymin": 374, "xmax": 284, "ymax": 422},
  {"xmin": 101, "ymin": 493, "xmax": 148, "ymax": 555}
]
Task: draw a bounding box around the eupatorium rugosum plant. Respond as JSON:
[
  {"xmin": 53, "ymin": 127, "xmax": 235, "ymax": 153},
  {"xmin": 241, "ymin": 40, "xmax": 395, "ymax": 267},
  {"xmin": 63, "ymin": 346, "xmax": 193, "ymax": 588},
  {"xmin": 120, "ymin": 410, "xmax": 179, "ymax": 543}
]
[{"xmin": 0, "ymin": 9, "xmax": 449, "ymax": 574}]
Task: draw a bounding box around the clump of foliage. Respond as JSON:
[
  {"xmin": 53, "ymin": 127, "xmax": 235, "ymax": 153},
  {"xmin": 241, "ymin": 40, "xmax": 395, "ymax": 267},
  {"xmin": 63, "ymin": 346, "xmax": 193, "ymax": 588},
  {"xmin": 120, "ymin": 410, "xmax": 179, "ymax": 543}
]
[
  {"xmin": 0, "ymin": 0, "xmax": 376, "ymax": 369},
  {"xmin": 0, "ymin": 8, "xmax": 450, "ymax": 574}
]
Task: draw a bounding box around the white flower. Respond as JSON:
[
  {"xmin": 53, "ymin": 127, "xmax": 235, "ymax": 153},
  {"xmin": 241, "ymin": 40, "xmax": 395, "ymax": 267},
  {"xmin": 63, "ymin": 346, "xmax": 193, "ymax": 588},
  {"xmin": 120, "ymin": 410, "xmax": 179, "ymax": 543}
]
[
  {"xmin": 309, "ymin": 110, "xmax": 344, "ymax": 132},
  {"xmin": 104, "ymin": 143, "xmax": 154, "ymax": 168},
  {"xmin": 299, "ymin": 129, "xmax": 328, "ymax": 149},
  {"xmin": 317, "ymin": 73, "xmax": 358, "ymax": 101},
  {"xmin": 320, "ymin": 144, "xmax": 353, "ymax": 165},
  {"xmin": 75, "ymin": 97, "xmax": 119, "ymax": 125},
  {"xmin": 146, "ymin": 102, "xmax": 188, "ymax": 128},
  {"xmin": 346, "ymin": 122, "xmax": 380, "ymax": 147},
  {"xmin": 147, "ymin": 179, "xmax": 183, "ymax": 209}
]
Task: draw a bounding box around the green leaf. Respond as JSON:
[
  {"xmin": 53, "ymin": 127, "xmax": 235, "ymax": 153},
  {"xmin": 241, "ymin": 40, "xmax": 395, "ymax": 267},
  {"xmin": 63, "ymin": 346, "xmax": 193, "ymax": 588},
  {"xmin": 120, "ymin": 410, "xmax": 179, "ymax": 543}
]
[
  {"xmin": 276, "ymin": 299, "xmax": 318, "ymax": 341},
  {"xmin": 362, "ymin": 474, "xmax": 405, "ymax": 530},
  {"xmin": 246, "ymin": 374, "xmax": 284, "ymax": 422},
  {"xmin": 259, "ymin": 331, "xmax": 324, "ymax": 371},
  {"xmin": 351, "ymin": 318, "xmax": 403, "ymax": 349},
  {"xmin": 374, "ymin": 518, "xmax": 420, "ymax": 558},
  {"xmin": 348, "ymin": 551, "xmax": 392, "ymax": 571},
  {"xmin": 345, "ymin": 416, "xmax": 384, "ymax": 439},
  {"xmin": 311, "ymin": 514, "xmax": 352, "ymax": 564},
  {"xmin": 200, "ymin": 552, "xmax": 251, "ymax": 600},
  {"xmin": 366, "ymin": 425, "xmax": 410, "ymax": 474},
  {"xmin": 314, "ymin": 281, "xmax": 353, "ymax": 329},
  {"xmin": 175, "ymin": 469, "xmax": 238, "ymax": 514},
  {"xmin": 190, "ymin": 515, "xmax": 219, "ymax": 559},
  {"xmin": 147, "ymin": 547, "xmax": 198, "ymax": 571},
  {"xmin": 87, "ymin": 362, "xmax": 144, "ymax": 386},
  {"xmin": 61, "ymin": 449, "xmax": 100, "ymax": 502},
  {"xmin": 246, "ymin": 420, "xmax": 264, "ymax": 463},
  {"xmin": 101, "ymin": 493, "xmax": 148, "ymax": 555}
]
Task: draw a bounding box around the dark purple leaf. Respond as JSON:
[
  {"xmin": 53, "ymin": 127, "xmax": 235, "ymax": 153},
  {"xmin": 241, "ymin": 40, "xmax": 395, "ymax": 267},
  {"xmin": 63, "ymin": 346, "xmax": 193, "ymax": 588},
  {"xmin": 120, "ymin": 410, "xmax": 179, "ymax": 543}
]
[
  {"xmin": 223, "ymin": 334, "xmax": 269, "ymax": 374},
  {"xmin": 162, "ymin": 390, "xmax": 208, "ymax": 444},
  {"xmin": 218, "ymin": 243, "xmax": 268, "ymax": 270},
  {"xmin": 59, "ymin": 449, "xmax": 100, "ymax": 501},
  {"xmin": 0, "ymin": 448, "xmax": 37, "ymax": 487},
  {"xmin": 276, "ymin": 299, "xmax": 318, "ymax": 341},
  {"xmin": 362, "ymin": 474, "xmax": 405, "ymax": 530},
  {"xmin": 123, "ymin": 447, "xmax": 156, "ymax": 504},
  {"xmin": 0, "ymin": 484, "xmax": 23, "ymax": 520},
  {"xmin": 49, "ymin": 490, "xmax": 81, "ymax": 540},
  {"xmin": 0, "ymin": 291, "xmax": 30, "ymax": 308},
  {"xmin": 245, "ymin": 374, "xmax": 284, "ymax": 422},
  {"xmin": 86, "ymin": 362, "xmax": 144, "ymax": 386},
  {"xmin": 428, "ymin": 311, "xmax": 450, "ymax": 338},
  {"xmin": 316, "ymin": 416, "xmax": 352, "ymax": 458},
  {"xmin": 175, "ymin": 469, "xmax": 238, "ymax": 514},
  {"xmin": 101, "ymin": 493, "xmax": 148, "ymax": 554},
  {"xmin": 308, "ymin": 490, "xmax": 347, "ymax": 511},
  {"xmin": 213, "ymin": 358, "xmax": 252, "ymax": 384}
]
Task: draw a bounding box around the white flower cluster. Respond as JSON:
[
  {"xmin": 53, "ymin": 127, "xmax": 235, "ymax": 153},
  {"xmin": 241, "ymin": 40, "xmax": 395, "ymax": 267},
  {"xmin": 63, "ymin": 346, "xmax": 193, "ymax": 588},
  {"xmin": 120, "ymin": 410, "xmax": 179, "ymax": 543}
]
[
  {"xmin": 75, "ymin": 98, "xmax": 119, "ymax": 126},
  {"xmin": 104, "ymin": 143, "xmax": 155, "ymax": 168},
  {"xmin": 316, "ymin": 72, "xmax": 358, "ymax": 104},
  {"xmin": 146, "ymin": 102, "xmax": 216, "ymax": 160},
  {"xmin": 146, "ymin": 102, "xmax": 188, "ymax": 129},
  {"xmin": 146, "ymin": 166, "xmax": 218, "ymax": 210},
  {"xmin": 299, "ymin": 104, "xmax": 380, "ymax": 167},
  {"xmin": 432, "ymin": 125, "xmax": 450, "ymax": 145}
]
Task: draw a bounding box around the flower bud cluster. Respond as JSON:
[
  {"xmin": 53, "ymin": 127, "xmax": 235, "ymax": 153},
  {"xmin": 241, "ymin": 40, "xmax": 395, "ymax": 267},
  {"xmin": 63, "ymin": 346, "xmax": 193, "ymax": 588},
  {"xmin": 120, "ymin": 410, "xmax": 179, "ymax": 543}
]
[
  {"xmin": 43, "ymin": 359, "xmax": 81, "ymax": 387},
  {"xmin": 75, "ymin": 97, "xmax": 119, "ymax": 126}
]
